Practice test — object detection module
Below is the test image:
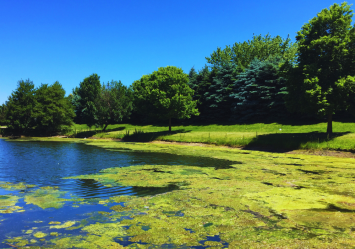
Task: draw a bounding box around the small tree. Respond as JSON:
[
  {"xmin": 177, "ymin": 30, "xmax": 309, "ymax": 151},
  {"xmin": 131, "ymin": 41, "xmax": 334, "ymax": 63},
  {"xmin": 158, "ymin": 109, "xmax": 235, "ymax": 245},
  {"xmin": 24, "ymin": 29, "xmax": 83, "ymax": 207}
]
[
  {"xmin": 34, "ymin": 82, "xmax": 75, "ymax": 134},
  {"xmin": 286, "ymin": 3, "xmax": 355, "ymax": 135},
  {"xmin": 6, "ymin": 79, "xmax": 36, "ymax": 134},
  {"xmin": 133, "ymin": 66, "xmax": 199, "ymax": 131},
  {"xmin": 95, "ymin": 80, "xmax": 134, "ymax": 131}
]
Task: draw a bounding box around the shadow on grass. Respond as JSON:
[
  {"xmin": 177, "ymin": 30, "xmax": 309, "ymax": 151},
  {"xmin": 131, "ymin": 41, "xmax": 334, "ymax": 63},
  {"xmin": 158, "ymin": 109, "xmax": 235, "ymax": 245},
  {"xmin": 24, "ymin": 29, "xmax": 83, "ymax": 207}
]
[
  {"xmin": 122, "ymin": 129, "xmax": 191, "ymax": 142},
  {"xmin": 74, "ymin": 126, "xmax": 126, "ymax": 138},
  {"xmin": 243, "ymin": 132, "xmax": 350, "ymax": 152}
]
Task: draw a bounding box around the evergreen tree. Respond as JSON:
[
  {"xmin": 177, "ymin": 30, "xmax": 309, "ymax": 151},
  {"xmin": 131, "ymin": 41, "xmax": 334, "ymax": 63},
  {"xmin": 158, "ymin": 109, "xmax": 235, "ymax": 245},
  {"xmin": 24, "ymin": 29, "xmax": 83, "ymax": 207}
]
[
  {"xmin": 0, "ymin": 103, "xmax": 7, "ymax": 126},
  {"xmin": 231, "ymin": 59, "xmax": 288, "ymax": 122},
  {"xmin": 204, "ymin": 62, "xmax": 237, "ymax": 121}
]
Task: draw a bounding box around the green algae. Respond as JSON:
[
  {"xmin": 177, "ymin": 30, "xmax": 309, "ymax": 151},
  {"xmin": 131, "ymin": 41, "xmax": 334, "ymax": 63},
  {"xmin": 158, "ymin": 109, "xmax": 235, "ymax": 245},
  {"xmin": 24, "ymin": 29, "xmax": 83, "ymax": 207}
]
[
  {"xmin": 33, "ymin": 231, "xmax": 47, "ymax": 238},
  {"xmin": 0, "ymin": 181, "xmax": 36, "ymax": 191},
  {"xmin": 0, "ymin": 195, "xmax": 24, "ymax": 213},
  {"xmin": 5, "ymin": 141, "xmax": 355, "ymax": 247},
  {"xmin": 63, "ymin": 141, "xmax": 355, "ymax": 247},
  {"xmin": 50, "ymin": 221, "xmax": 76, "ymax": 229},
  {"xmin": 24, "ymin": 186, "xmax": 68, "ymax": 209}
]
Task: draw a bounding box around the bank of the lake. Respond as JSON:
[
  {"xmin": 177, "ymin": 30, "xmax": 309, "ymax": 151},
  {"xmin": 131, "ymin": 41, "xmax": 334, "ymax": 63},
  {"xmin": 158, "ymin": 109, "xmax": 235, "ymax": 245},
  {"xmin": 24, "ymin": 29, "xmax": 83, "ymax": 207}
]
[
  {"xmin": 59, "ymin": 121, "xmax": 355, "ymax": 152},
  {"xmin": 1, "ymin": 138, "xmax": 355, "ymax": 248}
]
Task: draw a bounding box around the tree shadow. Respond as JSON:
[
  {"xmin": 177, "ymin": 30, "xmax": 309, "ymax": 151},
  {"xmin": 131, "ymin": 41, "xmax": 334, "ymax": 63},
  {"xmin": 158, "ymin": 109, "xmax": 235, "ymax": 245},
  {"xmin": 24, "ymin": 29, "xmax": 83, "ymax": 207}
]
[
  {"xmin": 242, "ymin": 132, "xmax": 350, "ymax": 152},
  {"xmin": 74, "ymin": 126, "xmax": 126, "ymax": 138},
  {"xmin": 122, "ymin": 129, "xmax": 191, "ymax": 142}
]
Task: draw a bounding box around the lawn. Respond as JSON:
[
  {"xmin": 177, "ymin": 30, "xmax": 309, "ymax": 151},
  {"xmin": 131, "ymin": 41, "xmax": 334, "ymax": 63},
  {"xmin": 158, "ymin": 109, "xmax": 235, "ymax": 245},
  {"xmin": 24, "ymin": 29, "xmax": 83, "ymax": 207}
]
[{"xmin": 65, "ymin": 121, "xmax": 355, "ymax": 151}]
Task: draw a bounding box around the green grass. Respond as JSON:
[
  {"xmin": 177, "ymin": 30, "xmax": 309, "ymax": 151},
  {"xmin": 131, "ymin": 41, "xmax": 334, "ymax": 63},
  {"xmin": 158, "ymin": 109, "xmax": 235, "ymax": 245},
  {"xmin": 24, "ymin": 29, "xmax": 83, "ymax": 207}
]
[{"xmin": 63, "ymin": 121, "xmax": 355, "ymax": 151}]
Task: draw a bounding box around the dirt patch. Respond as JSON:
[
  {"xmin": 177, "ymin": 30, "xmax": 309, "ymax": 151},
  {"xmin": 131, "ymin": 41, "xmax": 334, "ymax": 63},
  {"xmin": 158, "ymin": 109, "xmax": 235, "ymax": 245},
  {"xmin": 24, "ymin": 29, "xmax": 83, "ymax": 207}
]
[{"xmin": 286, "ymin": 149, "xmax": 355, "ymax": 158}]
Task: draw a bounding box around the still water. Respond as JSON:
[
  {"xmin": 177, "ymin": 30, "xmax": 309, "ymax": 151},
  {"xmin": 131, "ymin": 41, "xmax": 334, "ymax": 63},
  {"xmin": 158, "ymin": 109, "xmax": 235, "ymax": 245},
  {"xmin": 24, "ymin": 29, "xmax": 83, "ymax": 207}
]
[{"xmin": 0, "ymin": 139, "xmax": 231, "ymax": 247}]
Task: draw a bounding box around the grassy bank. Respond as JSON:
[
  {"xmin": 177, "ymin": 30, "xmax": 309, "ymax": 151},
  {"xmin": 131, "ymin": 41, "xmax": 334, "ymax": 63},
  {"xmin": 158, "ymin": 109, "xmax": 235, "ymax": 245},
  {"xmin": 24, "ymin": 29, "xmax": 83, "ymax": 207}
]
[{"xmin": 64, "ymin": 121, "xmax": 355, "ymax": 151}]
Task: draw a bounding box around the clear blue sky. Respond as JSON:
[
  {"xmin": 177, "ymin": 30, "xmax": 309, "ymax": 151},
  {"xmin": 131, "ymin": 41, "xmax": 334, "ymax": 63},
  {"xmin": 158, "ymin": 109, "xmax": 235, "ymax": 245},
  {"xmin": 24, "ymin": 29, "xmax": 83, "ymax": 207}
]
[{"xmin": 0, "ymin": 0, "xmax": 351, "ymax": 104}]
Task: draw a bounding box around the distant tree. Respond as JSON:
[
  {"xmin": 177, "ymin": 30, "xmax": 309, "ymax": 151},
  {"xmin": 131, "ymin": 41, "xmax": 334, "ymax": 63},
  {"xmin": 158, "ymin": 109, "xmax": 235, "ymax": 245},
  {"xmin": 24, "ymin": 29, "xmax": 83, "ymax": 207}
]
[
  {"xmin": 0, "ymin": 103, "xmax": 7, "ymax": 126},
  {"xmin": 72, "ymin": 74, "xmax": 101, "ymax": 126},
  {"xmin": 6, "ymin": 79, "xmax": 36, "ymax": 133},
  {"xmin": 286, "ymin": 3, "xmax": 355, "ymax": 135},
  {"xmin": 206, "ymin": 34, "xmax": 297, "ymax": 71},
  {"xmin": 133, "ymin": 66, "xmax": 199, "ymax": 131},
  {"xmin": 231, "ymin": 59, "xmax": 288, "ymax": 122},
  {"xmin": 33, "ymin": 82, "xmax": 75, "ymax": 134},
  {"xmin": 95, "ymin": 80, "xmax": 134, "ymax": 131}
]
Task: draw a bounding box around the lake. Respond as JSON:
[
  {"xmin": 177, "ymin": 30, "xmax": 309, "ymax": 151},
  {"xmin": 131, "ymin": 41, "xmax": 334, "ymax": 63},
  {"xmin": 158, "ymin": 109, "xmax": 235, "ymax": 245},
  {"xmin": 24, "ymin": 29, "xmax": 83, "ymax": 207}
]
[{"xmin": 0, "ymin": 139, "xmax": 231, "ymax": 248}]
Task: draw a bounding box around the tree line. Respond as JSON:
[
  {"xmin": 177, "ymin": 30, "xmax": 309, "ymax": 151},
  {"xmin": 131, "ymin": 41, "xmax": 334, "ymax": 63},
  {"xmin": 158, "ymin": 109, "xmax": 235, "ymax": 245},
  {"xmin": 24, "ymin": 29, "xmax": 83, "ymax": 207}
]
[{"xmin": 1, "ymin": 3, "xmax": 355, "ymax": 135}]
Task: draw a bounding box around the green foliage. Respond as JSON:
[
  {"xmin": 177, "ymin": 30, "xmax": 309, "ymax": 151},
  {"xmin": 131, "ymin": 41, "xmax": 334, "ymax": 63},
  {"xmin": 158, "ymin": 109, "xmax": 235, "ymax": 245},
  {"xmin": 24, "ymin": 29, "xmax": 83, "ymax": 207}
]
[
  {"xmin": 286, "ymin": 3, "xmax": 355, "ymax": 134},
  {"xmin": 231, "ymin": 58, "xmax": 288, "ymax": 122},
  {"xmin": 5, "ymin": 79, "xmax": 36, "ymax": 133},
  {"xmin": 206, "ymin": 34, "xmax": 297, "ymax": 70},
  {"xmin": 73, "ymin": 74, "xmax": 101, "ymax": 126},
  {"xmin": 95, "ymin": 81, "xmax": 133, "ymax": 131},
  {"xmin": 33, "ymin": 82, "xmax": 75, "ymax": 134},
  {"xmin": 203, "ymin": 63, "xmax": 237, "ymax": 121},
  {"xmin": 0, "ymin": 103, "xmax": 7, "ymax": 125},
  {"xmin": 133, "ymin": 66, "xmax": 199, "ymax": 131},
  {"xmin": 188, "ymin": 66, "xmax": 217, "ymax": 122}
]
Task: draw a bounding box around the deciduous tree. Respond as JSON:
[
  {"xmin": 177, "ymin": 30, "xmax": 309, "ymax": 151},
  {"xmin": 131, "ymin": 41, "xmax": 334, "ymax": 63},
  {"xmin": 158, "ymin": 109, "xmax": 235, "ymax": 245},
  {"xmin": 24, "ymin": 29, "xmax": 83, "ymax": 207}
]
[
  {"xmin": 34, "ymin": 82, "xmax": 75, "ymax": 134},
  {"xmin": 6, "ymin": 79, "xmax": 36, "ymax": 133},
  {"xmin": 286, "ymin": 2, "xmax": 355, "ymax": 135},
  {"xmin": 95, "ymin": 80, "xmax": 133, "ymax": 131},
  {"xmin": 72, "ymin": 74, "xmax": 101, "ymax": 126},
  {"xmin": 133, "ymin": 66, "xmax": 199, "ymax": 131}
]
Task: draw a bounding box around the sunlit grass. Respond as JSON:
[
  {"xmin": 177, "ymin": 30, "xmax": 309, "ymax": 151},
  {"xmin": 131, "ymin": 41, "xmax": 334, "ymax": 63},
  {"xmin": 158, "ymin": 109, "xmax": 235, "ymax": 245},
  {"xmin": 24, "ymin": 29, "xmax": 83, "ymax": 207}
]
[{"xmin": 61, "ymin": 121, "xmax": 355, "ymax": 151}]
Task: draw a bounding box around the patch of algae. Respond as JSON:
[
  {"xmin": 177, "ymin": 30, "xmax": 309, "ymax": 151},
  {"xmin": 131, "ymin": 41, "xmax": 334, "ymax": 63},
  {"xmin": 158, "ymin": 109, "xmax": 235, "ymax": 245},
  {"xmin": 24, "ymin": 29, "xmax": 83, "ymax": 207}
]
[
  {"xmin": 50, "ymin": 221, "xmax": 76, "ymax": 229},
  {"xmin": 0, "ymin": 195, "xmax": 24, "ymax": 213},
  {"xmin": 33, "ymin": 231, "xmax": 47, "ymax": 238},
  {"xmin": 24, "ymin": 186, "xmax": 68, "ymax": 209},
  {"xmin": 6, "ymin": 141, "xmax": 355, "ymax": 247},
  {"xmin": 64, "ymin": 141, "xmax": 355, "ymax": 247},
  {"xmin": 0, "ymin": 181, "xmax": 36, "ymax": 190}
]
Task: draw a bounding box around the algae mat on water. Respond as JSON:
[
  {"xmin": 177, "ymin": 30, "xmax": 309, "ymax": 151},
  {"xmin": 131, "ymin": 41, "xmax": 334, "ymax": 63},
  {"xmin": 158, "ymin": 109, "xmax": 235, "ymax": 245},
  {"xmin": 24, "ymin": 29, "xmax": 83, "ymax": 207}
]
[{"xmin": 3, "ymin": 140, "xmax": 355, "ymax": 248}]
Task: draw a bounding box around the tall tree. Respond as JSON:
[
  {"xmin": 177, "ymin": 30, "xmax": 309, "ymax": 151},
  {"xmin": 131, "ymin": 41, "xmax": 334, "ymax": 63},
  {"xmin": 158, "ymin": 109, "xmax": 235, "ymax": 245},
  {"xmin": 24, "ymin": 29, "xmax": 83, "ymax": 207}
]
[
  {"xmin": 206, "ymin": 34, "xmax": 298, "ymax": 71},
  {"xmin": 286, "ymin": 2, "xmax": 355, "ymax": 135},
  {"xmin": 231, "ymin": 59, "xmax": 288, "ymax": 122},
  {"xmin": 34, "ymin": 82, "xmax": 75, "ymax": 134},
  {"xmin": 204, "ymin": 62, "xmax": 237, "ymax": 121},
  {"xmin": 95, "ymin": 80, "xmax": 134, "ymax": 131},
  {"xmin": 72, "ymin": 74, "xmax": 101, "ymax": 127},
  {"xmin": 6, "ymin": 79, "xmax": 36, "ymax": 134},
  {"xmin": 133, "ymin": 66, "xmax": 199, "ymax": 131}
]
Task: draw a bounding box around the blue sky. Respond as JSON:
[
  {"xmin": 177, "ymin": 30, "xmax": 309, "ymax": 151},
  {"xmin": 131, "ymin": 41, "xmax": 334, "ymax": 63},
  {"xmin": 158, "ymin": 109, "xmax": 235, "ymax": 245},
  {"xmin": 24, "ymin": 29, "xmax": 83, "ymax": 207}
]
[{"xmin": 0, "ymin": 0, "xmax": 351, "ymax": 104}]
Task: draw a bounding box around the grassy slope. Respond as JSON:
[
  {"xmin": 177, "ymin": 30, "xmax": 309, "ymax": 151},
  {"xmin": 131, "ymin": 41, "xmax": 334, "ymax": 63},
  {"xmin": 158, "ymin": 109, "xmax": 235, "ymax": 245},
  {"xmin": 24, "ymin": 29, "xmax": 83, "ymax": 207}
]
[{"xmin": 67, "ymin": 121, "xmax": 355, "ymax": 151}]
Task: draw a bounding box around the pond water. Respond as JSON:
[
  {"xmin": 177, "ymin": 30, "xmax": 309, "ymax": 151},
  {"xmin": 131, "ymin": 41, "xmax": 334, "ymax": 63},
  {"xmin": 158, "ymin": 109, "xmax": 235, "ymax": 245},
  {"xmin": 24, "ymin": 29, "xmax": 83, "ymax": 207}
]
[{"xmin": 0, "ymin": 139, "xmax": 232, "ymax": 247}]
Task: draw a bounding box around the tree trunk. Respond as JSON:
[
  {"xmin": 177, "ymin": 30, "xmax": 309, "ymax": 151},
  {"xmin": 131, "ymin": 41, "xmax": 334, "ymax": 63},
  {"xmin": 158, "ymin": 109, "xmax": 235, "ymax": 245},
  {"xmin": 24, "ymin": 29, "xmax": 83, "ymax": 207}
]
[
  {"xmin": 169, "ymin": 118, "xmax": 171, "ymax": 132},
  {"xmin": 327, "ymin": 113, "xmax": 332, "ymax": 137},
  {"xmin": 102, "ymin": 124, "xmax": 108, "ymax": 132}
]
